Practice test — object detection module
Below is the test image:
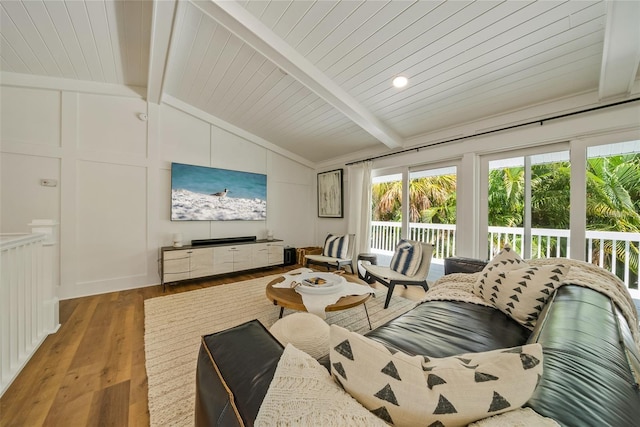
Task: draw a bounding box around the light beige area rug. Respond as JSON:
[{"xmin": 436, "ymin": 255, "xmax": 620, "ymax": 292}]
[{"xmin": 143, "ymin": 274, "xmax": 417, "ymax": 426}]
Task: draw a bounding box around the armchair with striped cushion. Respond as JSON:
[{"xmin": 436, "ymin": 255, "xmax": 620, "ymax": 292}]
[
  {"xmin": 304, "ymin": 234, "xmax": 355, "ymax": 273},
  {"xmin": 362, "ymin": 240, "xmax": 434, "ymax": 309}
]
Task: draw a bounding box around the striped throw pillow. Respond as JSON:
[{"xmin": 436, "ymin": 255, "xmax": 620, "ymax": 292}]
[
  {"xmin": 390, "ymin": 240, "xmax": 422, "ymax": 276},
  {"xmin": 322, "ymin": 234, "xmax": 349, "ymax": 259}
]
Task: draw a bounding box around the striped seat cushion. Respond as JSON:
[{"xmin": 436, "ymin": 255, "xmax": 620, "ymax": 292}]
[
  {"xmin": 390, "ymin": 240, "xmax": 422, "ymax": 276},
  {"xmin": 322, "ymin": 234, "xmax": 349, "ymax": 259}
]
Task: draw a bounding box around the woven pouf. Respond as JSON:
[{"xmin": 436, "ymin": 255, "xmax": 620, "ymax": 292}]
[{"xmin": 269, "ymin": 312, "xmax": 330, "ymax": 359}]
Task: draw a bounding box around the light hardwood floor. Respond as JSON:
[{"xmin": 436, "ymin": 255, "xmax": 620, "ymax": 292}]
[{"xmin": 0, "ymin": 265, "xmax": 427, "ymax": 426}]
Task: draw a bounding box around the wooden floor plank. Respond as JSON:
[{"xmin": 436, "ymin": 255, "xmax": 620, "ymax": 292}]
[
  {"xmin": 0, "ymin": 265, "xmax": 426, "ymax": 426},
  {"xmin": 87, "ymin": 380, "xmax": 130, "ymax": 426}
]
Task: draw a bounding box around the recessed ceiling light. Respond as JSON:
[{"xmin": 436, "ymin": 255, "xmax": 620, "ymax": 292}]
[{"xmin": 392, "ymin": 76, "xmax": 408, "ymax": 88}]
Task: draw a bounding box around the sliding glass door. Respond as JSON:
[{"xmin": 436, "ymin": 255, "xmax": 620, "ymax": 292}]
[
  {"xmin": 370, "ymin": 164, "xmax": 458, "ymax": 262},
  {"xmin": 482, "ymin": 147, "xmax": 570, "ymax": 260},
  {"xmin": 585, "ymin": 140, "xmax": 640, "ymax": 290},
  {"xmin": 408, "ymin": 166, "xmax": 457, "ymax": 259}
]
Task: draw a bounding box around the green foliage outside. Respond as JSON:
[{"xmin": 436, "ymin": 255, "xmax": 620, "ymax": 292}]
[{"xmin": 371, "ymin": 154, "xmax": 640, "ymax": 287}]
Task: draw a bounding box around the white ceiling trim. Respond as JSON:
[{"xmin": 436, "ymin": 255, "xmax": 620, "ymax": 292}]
[
  {"xmin": 0, "ymin": 70, "xmax": 145, "ymax": 98},
  {"xmin": 163, "ymin": 94, "xmax": 315, "ymax": 169},
  {"xmin": 599, "ymin": 0, "xmax": 640, "ymax": 101},
  {"xmin": 146, "ymin": 0, "xmax": 178, "ymax": 104},
  {"xmin": 191, "ymin": 0, "xmax": 403, "ymax": 150}
]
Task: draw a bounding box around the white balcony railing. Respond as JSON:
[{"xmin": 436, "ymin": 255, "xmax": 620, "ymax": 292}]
[{"xmin": 370, "ymin": 221, "xmax": 639, "ymax": 290}]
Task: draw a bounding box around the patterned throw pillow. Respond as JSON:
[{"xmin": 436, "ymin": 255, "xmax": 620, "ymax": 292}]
[
  {"xmin": 477, "ymin": 264, "xmax": 569, "ymax": 329},
  {"xmin": 390, "ymin": 240, "xmax": 422, "ymax": 276},
  {"xmin": 330, "ymin": 325, "xmax": 543, "ymax": 427},
  {"xmin": 322, "ymin": 234, "xmax": 349, "ymax": 259},
  {"xmin": 474, "ymin": 244, "xmax": 527, "ymax": 300}
]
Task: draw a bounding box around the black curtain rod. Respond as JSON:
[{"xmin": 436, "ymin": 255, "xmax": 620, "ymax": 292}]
[{"xmin": 345, "ymin": 97, "xmax": 640, "ymax": 166}]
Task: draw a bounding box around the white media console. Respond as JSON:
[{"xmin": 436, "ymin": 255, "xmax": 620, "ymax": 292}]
[{"xmin": 159, "ymin": 238, "xmax": 284, "ymax": 288}]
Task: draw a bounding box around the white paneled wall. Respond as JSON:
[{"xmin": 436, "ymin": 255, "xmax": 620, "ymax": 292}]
[{"xmin": 1, "ymin": 83, "xmax": 316, "ymax": 300}]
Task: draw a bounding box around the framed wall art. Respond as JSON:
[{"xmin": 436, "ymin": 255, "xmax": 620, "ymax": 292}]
[{"xmin": 317, "ymin": 168, "xmax": 344, "ymax": 218}]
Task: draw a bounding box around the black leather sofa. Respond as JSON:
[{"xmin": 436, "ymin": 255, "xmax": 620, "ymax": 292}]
[{"xmin": 195, "ymin": 261, "xmax": 640, "ymax": 426}]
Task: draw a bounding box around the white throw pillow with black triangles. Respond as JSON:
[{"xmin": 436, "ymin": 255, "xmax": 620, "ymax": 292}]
[
  {"xmin": 478, "ymin": 264, "xmax": 569, "ymax": 329},
  {"xmin": 330, "ymin": 325, "xmax": 543, "ymax": 427},
  {"xmin": 474, "ymin": 243, "xmax": 528, "ymax": 301}
]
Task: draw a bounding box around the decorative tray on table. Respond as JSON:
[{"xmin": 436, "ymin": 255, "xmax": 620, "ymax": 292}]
[{"xmin": 294, "ymin": 272, "xmax": 346, "ymax": 294}]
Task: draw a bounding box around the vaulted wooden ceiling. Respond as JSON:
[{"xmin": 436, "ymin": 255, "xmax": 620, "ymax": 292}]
[{"xmin": 1, "ymin": 1, "xmax": 639, "ymax": 164}]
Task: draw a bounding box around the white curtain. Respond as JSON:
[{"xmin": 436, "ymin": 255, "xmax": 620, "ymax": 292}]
[{"xmin": 348, "ymin": 161, "xmax": 372, "ymax": 255}]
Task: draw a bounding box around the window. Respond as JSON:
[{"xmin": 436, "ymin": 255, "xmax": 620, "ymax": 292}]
[
  {"xmin": 483, "ymin": 148, "xmax": 570, "ymax": 259},
  {"xmin": 370, "ymin": 164, "xmax": 458, "ymax": 261},
  {"xmin": 585, "ymin": 140, "xmax": 640, "ymax": 289},
  {"xmin": 409, "ymin": 167, "xmax": 457, "ymax": 258}
]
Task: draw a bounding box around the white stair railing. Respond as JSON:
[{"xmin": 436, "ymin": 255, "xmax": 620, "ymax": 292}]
[{"xmin": 1, "ymin": 231, "xmax": 59, "ymax": 397}]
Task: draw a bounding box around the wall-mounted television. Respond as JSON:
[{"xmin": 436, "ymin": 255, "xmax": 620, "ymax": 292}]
[{"xmin": 171, "ymin": 162, "xmax": 267, "ymax": 221}]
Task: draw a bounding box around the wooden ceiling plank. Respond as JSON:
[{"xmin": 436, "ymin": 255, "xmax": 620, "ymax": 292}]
[
  {"xmin": 42, "ymin": 0, "xmax": 92, "ymax": 81},
  {"xmin": 0, "ymin": 37, "xmax": 29, "ymax": 74},
  {"xmin": 0, "ymin": 55, "xmax": 14, "ymax": 72},
  {"xmin": 204, "ymin": 43, "xmax": 257, "ymax": 112},
  {"xmin": 279, "ymin": 1, "xmax": 338, "ymax": 47},
  {"xmin": 326, "ymin": 1, "xmax": 468, "ymax": 82},
  {"xmin": 337, "ymin": 0, "xmax": 502, "ymax": 88},
  {"xmin": 196, "ymin": 32, "xmax": 244, "ymax": 107},
  {"xmin": 168, "ymin": 2, "xmax": 204, "ymax": 97},
  {"xmin": 294, "ymin": 1, "xmax": 364, "ymax": 56},
  {"xmin": 313, "ymin": 0, "xmax": 416, "ymax": 73},
  {"xmin": 224, "ymin": 61, "xmax": 282, "ymax": 121},
  {"xmin": 256, "ymin": 0, "xmax": 292, "ymax": 29},
  {"xmin": 399, "ymin": 63, "xmax": 599, "ymax": 136},
  {"xmin": 103, "ymin": 0, "xmax": 125, "ymax": 84},
  {"xmin": 371, "ymin": 14, "xmax": 604, "ymax": 118},
  {"xmin": 1, "ymin": 1, "xmax": 61, "ymax": 76},
  {"xmin": 0, "ymin": 7, "xmax": 45, "ymax": 75},
  {"xmin": 386, "ymin": 41, "xmax": 603, "ymax": 126},
  {"xmin": 64, "ymin": 0, "xmax": 106, "ymax": 82},
  {"xmin": 305, "ymin": 1, "xmax": 397, "ymax": 65},
  {"xmin": 388, "ymin": 29, "xmax": 604, "ymax": 121},
  {"xmin": 599, "ymin": 0, "xmax": 640, "ymax": 100},
  {"xmin": 218, "ymin": 52, "xmax": 267, "ymax": 106},
  {"xmin": 147, "ymin": 0, "xmax": 178, "ymax": 104},
  {"xmin": 221, "ymin": 58, "xmax": 273, "ymax": 118},
  {"xmin": 257, "ymin": 92, "xmax": 331, "ymax": 134},
  {"xmin": 241, "ymin": 0, "xmax": 270, "ymax": 20},
  {"xmin": 183, "ymin": 21, "xmax": 227, "ymax": 102},
  {"xmin": 21, "ymin": 0, "xmax": 77, "ymax": 78},
  {"xmin": 248, "ymin": 81, "xmax": 310, "ymax": 130},
  {"xmin": 357, "ymin": 0, "xmax": 596, "ymax": 106},
  {"xmin": 84, "ymin": 0, "xmax": 118, "ymax": 83},
  {"xmin": 192, "ymin": 0, "xmax": 403, "ymax": 149},
  {"xmin": 232, "ymin": 74, "xmax": 297, "ymax": 123},
  {"xmin": 389, "ymin": 49, "xmax": 602, "ymax": 132},
  {"xmin": 345, "ymin": 0, "xmax": 534, "ymax": 96},
  {"xmin": 270, "ymin": 0, "xmax": 315, "ymax": 41}
]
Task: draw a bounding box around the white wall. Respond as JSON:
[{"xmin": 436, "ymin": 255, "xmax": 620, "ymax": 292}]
[{"xmin": 1, "ymin": 83, "xmax": 316, "ymax": 300}]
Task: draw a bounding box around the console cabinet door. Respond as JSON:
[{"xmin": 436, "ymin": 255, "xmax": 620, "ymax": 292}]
[
  {"xmin": 233, "ymin": 246, "xmax": 253, "ymax": 271},
  {"xmin": 213, "ymin": 247, "xmax": 234, "ymax": 274},
  {"xmin": 189, "ymin": 247, "xmax": 215, "ymax": 279},
  {"xmin": 252, "ymin": 243, "xmax": 269, "ymax": 268},
  {"xmin": 267, "ymin": 243, "xmax": 284, "ymax": 265},
  {"xmin": 163, "ymin": 250, "xmax": 191, "ymax": 283}
]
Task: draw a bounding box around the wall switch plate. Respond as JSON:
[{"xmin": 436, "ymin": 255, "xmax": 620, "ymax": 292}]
[{"xmin": 40, "ymin": 179, "xmax": 58, "ymax": 187}]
